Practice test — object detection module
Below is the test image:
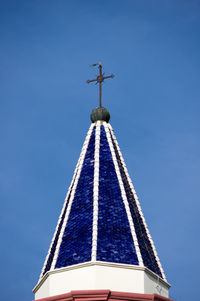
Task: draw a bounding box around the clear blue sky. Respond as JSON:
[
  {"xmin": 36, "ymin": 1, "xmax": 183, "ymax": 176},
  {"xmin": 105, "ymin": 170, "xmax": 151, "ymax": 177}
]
[{"xmin": 0, "ymin": 1, "xmax": 199, "ymax": 300}]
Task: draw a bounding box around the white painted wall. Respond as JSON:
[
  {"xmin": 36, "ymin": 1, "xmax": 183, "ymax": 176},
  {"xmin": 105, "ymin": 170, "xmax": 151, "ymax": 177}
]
[
  {"xmin": 144, "ymin": 271, "xmax": 169, "ymax": 297},
  {"xmin": 34, "ymin": 262, "xmax": 170, "ymax": 300}
]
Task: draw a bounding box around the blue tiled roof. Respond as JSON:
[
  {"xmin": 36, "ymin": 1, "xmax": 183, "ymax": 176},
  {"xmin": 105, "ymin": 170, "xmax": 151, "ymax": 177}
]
[
  {"xmin": 97, "ymin": 126, "xmax": 139, "ymax": 265},
  {"xmin": 40, "ymin": 121, "xmax": 166, "ymax": 280}
]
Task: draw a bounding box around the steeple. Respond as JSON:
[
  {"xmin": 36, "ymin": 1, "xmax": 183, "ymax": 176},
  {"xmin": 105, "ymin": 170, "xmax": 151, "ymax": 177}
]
[{"xmin": 33, "ymin": 64, "xmax": 172, "ymax": 301}]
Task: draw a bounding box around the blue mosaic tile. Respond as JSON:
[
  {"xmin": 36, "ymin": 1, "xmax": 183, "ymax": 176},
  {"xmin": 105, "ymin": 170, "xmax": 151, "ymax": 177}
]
[
  {"xmin": 110, "ymin": 130, "xmax": 163, "ymax": 278},
  {"xmin": 97, "ymin": 125, "xmax": 139, "ymax": 265},
  {"xmin": 42, "ymin": 181, "xmax": 75, "ymax": 276},
  {"xmin": 55, "ymin": 126, "xmax": 96, "ymax": 268}
]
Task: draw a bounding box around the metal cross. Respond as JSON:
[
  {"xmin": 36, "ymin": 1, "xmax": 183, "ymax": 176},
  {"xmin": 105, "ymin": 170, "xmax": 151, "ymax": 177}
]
[{"xmin": 87, "ymin": 61, "xmax": 114, "ymax": 107}]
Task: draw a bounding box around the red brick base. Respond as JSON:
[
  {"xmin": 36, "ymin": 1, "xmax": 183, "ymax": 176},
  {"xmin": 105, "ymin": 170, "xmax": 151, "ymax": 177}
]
[{"xmin": 35, "ymin": 290, "xmax": 174, "ymax": 301}]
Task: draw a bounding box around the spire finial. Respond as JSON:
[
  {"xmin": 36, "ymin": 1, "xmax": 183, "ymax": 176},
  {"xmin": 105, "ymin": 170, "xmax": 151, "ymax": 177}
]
[{"xmin": 87, "ymin": 61, "xmax": 114, "ymax": 107}]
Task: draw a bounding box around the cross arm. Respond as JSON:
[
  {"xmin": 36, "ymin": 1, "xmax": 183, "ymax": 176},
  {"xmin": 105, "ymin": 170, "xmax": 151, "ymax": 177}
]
[
  {"xmin": 103, "ymin": 74, "xmax": 115, "ymax": 80},
  {"xmin": 87, "ymin": 78, "xmax": 97, "ymax": 84}
]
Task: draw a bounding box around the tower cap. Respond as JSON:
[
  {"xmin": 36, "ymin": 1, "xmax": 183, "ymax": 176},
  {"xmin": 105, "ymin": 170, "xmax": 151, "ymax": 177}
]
[{"xmin": 90, "ymin": 107, "xmax": 110, "ymax": 123}]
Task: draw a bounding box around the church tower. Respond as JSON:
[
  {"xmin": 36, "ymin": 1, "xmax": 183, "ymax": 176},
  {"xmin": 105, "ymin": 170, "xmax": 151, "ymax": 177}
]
[{"xmin": 33, "ymin": 63, "xmax": 173, "ymax": 301}]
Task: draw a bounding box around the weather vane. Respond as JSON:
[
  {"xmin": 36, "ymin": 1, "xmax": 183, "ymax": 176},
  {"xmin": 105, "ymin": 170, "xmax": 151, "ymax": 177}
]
[{"xmin": 87, "ymin": 61, "xmax": 114, "ymax": 108}]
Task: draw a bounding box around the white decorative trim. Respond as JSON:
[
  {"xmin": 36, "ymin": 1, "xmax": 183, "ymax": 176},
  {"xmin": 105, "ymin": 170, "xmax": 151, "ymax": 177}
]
[
  {"xmin": 50, "ymin": 123, "xmax": 95, "ymax": 270},
  {"xmin": 91, "ymin": 121, "xmax": 100, "ymax": 261},
  {"xmin": 39, "ymin": 179, "xmax": 75, "ymax": 280},
  {"xmin": 33, "ymin": 260, "xmax": 170, "ymax": 294},
  {"xmin": 108, "ymin": 124, "xmax": 166, "ymax": 280},
  {"xmin": 103, "ymin": 122, "xmax": 143, "ymax": 266},
  {"xmin": 38, "ymin": 126, "xmax": 90, "ymax": 280}
]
